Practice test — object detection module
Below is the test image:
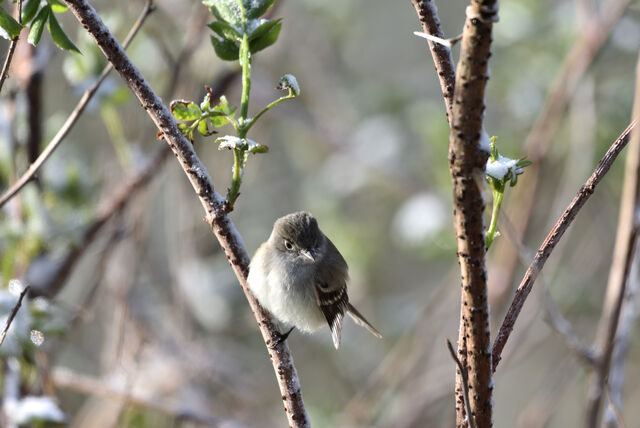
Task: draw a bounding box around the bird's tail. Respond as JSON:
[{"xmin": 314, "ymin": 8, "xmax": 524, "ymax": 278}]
[{"xmin": 347, "ymin": 303, "xmax": 382, "ymax": 339}]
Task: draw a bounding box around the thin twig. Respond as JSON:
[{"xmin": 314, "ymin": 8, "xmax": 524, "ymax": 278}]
[
  {"xmin": 492, "ymin": 121, "xmax": 637, "ymax": 371},
  {"xmin": 61, "ymin": 1, "xmax": 310, "ymax": 426},
  {"xmin": 446, "ymin": 339, "xmax": 476, "ymax": 428},
  {"xmin": 0, "ymin": 0, "xmax": 23, "ymax": 94},
  {"xmin": 0, "ymin": 286, "xmax": 30, "ymax": 347},
  {"xmin": 0, "ymin": 0, "xmax": 156, "ymax": 209},
  {"xmin": 410, "ymin": 0, "xmax": 456, "ymax": 122}
]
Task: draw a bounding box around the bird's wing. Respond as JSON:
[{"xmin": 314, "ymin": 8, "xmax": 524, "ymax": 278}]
[{"xmin": 315, "ymin": 280, "xmax": 349, "ymax": 349}]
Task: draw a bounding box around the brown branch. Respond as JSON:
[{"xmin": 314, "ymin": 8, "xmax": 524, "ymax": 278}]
[
  {"xmin": 0, "ymin": 285, "xmax": 30, "ymax": 347},
  {"xmin": 61, "ymin": 1, "xmax": 310, "ymax": 426},
  {"xmin": 491, "ymin": 121, "xmax": 637, "ymax": 371},
  {"xmin": 585, "ymin": 54, "xmax": 640, "ymax": 428},
  {"xmin": 488, "ymin": 0, "xmax": 631, "ymax": 308},
  {"xmin": 0, "ymin": 0, "xmax": 23, "ymax": 95},
  {"xmin": 51, "ymin": 367, "xmax": 247, "ymax": 428},
  {"xmin": 449, "ymin": 2, "xmax": 499, "ymax": 427},
  {"xmin": 0, "ymin": 0, "xmax": 156, "ymax": 209},
  {"xmin": 410, "ymin": 0, "xmax": 456, "ymax": 122}
]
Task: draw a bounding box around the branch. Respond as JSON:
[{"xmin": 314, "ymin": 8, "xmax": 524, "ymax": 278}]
[
  {"xmin": 492, "ymin": 121, "xmax": 637, "ymax": 371},
  {"xmin": 0, "ymin": 286, "xmax": 30, "ymax": 347},
  {"xmin": 0, "ymin": 0, "xmax": 23, "ymax": 95},
  {"xmin": 61, "ymin": 1, "xmax": 310, "ymax": 426},
  {"xmin": 448, "ymin": 2, "xmax": 499, "ymax": 427},
  {"xmin": 585, "ymin": 53, "xmax": 640, "ymax": 428},
  {"xmin": 410, "ymin": 0, "xmax": 456, "ymax": 122},
  {"xmin": 0, "ymin": 0, "xmax": 156, "ymax": 209}
]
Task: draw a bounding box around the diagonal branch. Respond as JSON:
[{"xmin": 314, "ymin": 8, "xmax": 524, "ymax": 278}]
[
  {"xmin": 0, "ymin": 0, "xmax": 156, "ymax": 209},
  {"xmin": 0, "ymin": 285, "xmax": 30, "ymax": 347},
  {"xmin": 491, "ymin": 121, "xmax": 637, "ymax": 371},
  {"xmin": 60, "ymin": 1, "xmax": 310, "ymax": 426},
  {"xmin": 410, "ymin": 0, "xmax": 456, "ymax": 122}
]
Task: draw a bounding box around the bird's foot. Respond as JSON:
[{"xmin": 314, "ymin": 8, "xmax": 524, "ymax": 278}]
[{"xmin": 268, "ymin": 327, "xmax": 295, "ymax": 349}]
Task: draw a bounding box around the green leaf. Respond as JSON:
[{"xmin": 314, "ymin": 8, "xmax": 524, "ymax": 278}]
[
  {"xmin": 249, "ymin": 20, "xmax": 280, "ymax": 54},
  {"xmin": 208, "ymin": 20, "xmax": 242, "ymax": 42},
  {"xmin": 204, "ymin": 0, "xmax": 243, "ymax": 26},
  {"xmin": 276, "ymin": 73, "xmax": 300, "ymax": 96},
  {"xmin": 48, "ymin": 11, "xmax": 80, "ymax": 53},
  {"xmin": 210, "ymin": 35, "xmax": 239, "ymax": 61},
  {"xmin": 244, "ymin": 0, "xmax": 276, "ymax": 19},
  {"xmin": 22, "ymin": 0, "xmax": 40, "ymax": 24},
  {"xmin": 248, "ymin": 18, "xmax": 280, "ymax": 41},
  {"xmin": 0, "ymin": 6, "xmax": 23, "ymax": 40},
  {"xmin": 48, "ymin": 0, "xmax": 68, "ymax": 13},
  {"xmin": 170, "ymin": 100, "xmax": 202, "ymax": 121},
  {"xmin": 200, "ymin": 94, "xmax": 211, "ymax": 112},
  {"xmin": 216, "ymin": 95, "xmax": 235, "ymax": 116},
  {"xmin": 28, "ymin": 5, "xmax": 49, "ymax": 46},
  {"xmin": 247, "ymin": 140, "xmax": 268, "ymax": 154},
  {"xmin": 198, "ymin": 118, "xmax": 218, "ymax": 136}
]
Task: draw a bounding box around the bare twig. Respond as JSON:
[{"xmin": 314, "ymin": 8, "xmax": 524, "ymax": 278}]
[
  {"xmin": 0, "ymin": 0, "xmax": 156, "ymax": 209},
  {"xmin": 51, "ymin": 367, "xmax": 247, "ymax": 428},
  {"xmin": 61, "ymin": 1, "xmax": 310, "ymax": 426},
  {"xmin": 0, "ymin": 0, "xmax": 23, "ymax": 94},
  {"xmin": 492, "ymin": 121, "xmax": 637, "ymax": 371},
  {"xmin": 0, "ymin": 286, "xmax": 30, "ymax": 347},
  {"xmin": 410, "ymin": 0, "xmax": 456, "ymax": 122},
  {"xmin": 585, "ymin": 54, "xmax": 640, "ymax": 428},
  {"xmin": 488, "ymin": 0, "xmax": 631, "ymax": 308},
  {"xmin": 446, "ymin": 339, "xmax": 476, "ymax": 428}
]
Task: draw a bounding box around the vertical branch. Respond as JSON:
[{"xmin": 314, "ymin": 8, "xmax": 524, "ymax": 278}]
[
  {"xmin": 61, "ymin": 1, "xmax": 310, "ymax": 426},
  {"xmin": 0, "ymin": 0, "xmax": 23, "ymax": 94},
  {"xmin": 585, "ymin": 53, "xmax": 640, "ymax": 428},
  {"xmin": 449, "ymin": 2, "xmax": 498, "ymax": 427}
]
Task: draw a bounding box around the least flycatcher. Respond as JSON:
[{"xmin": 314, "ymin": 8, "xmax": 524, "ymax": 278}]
[{"xmin": 248, "ymin": 211, "xmax": 382, "ymax": 349}]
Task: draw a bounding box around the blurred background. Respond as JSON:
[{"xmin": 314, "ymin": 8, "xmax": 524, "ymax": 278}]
[{"xmin": 1, "ymin": 0, "xmax": 639, "ymax": 426}]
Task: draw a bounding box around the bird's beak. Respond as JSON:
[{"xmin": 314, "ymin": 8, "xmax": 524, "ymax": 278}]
[{"xmin": 300, "ymin": 250, "xmax": 315, "ymax": 262}]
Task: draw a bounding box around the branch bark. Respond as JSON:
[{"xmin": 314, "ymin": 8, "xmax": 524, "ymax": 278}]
[
  {"xmin": 448, "ymin": 2, "xmax": 498, "ymax": 427},
  {"xmin": 585, "ymin": 54, "xmax": 640, "ymax": 428},
  {"xmin": 491, "ymin": 121, "xmax": 637, "ymax": 371},
  {"xmin": 61, "ymin": 1, "xmax": 310, "ymax": 426},
  {"xmin": 0, "ymin": 1, "xmax": 23, "ymax": 95}
]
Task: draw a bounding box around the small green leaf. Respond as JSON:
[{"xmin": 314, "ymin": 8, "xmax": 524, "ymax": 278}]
[
  {"xmin": 0, "ymin": 6, "xmax": 23, "ymax": 40},
  {"xmin": 208, "ymin": 111, "xmax": 230, "ymax": 127},
  {"xmin": 210, "ymin": 35, "xmax": 239, "ymax": 61},
  {"xmin": 244, "ymin": 0, "xmax": 276, "ymax": 19},
  {"xmin": 48, "ymin": 12, "xmax": 80, "ymax": 53},
  {"xmin": 276, "ymin": 73, "xmax": 300, "ymax": 96},
  {"xmin": 205, "ymin": 0, "xmax": 243, "ymax": 26},
  {"xmin": 170, "ymin": 100, "xmax": 202, "ymax": 121},
  {"xmin": 247, "ymin": 140, "xmax": 268, "ymax": 154},
  {"xmin": 22, "ymin": 0, "xmax": 40, "ymax": 24},
  {"xmin": 249, "ymin": 20, "xmax": 280, "ymax": 54},
  {"xmin": 208, "ymin": 20, "xmax": 242, "ymax": 42},
  {"xmin": 248, "ymin": 18, "xmax": 280, "ymax": 41},
  {"xmin": 198, "ymin": 118, "xmax": 218, "ymax": 136},
  {"xmin": 28, "ymin": 5, "xmax": 49, "ymax": 46},
  {"xmin": 200, "ymin": 94, "xmax": 211, "ymax": 112},
  {"xmin": 48, "ymin": 0, "xmax": 68, "ymax": 13},
  {"xmin": 216, "ymin": 95, "xmax": 235, "ymax": 116}
]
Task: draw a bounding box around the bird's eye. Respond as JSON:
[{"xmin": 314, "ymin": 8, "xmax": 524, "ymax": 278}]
[{"xmin": 284, "ymin": 240, "xmax": 294, "ymax": 251}]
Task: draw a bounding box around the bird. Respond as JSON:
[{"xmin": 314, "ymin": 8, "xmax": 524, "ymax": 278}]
[{"xmin": 247, "ymin": 211, "xmax": 382, "ymax": 349}]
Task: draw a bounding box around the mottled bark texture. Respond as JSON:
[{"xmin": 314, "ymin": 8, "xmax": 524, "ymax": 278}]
[
  {"xmin": 449, "ymin": 2, "xmax": 498, "ymax": 427},
  {"xmin": 62, "ymin": 1, "xmax": 310, "ymax": 426}
]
